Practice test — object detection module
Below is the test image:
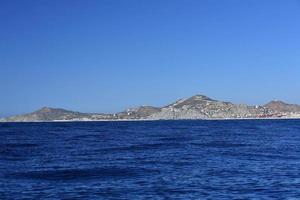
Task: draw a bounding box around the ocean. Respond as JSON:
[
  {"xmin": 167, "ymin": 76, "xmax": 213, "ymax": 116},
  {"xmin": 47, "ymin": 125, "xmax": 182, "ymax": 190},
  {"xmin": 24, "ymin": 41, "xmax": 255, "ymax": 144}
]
[{"xmin": 1, "ymin": 120, "xmax": 300, "ymax": 199}]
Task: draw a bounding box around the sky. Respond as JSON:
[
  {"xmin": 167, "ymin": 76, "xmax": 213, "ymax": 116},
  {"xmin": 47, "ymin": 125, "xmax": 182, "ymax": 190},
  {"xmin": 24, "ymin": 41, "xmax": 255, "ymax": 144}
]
[{"xmin": 1, "ymin": 0, "xmax": 300, "ymax": 116}]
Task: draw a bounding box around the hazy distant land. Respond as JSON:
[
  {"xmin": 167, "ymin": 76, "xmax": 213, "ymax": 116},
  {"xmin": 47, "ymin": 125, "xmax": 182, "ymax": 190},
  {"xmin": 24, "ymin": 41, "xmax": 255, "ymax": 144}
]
[{"xmin": 1, "ymin": 95, "xmax": 300, "ymax": 122}]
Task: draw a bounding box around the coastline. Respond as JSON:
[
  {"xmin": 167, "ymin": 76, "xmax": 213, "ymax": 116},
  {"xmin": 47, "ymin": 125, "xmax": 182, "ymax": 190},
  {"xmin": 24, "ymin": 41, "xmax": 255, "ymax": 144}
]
[
  {"xmin": 1, "ymin": 117, "xmax": 300, "ymax": 123},
  {"xmin": 2, "ymin": 94, "xmax": 300, "ymax": 123}
]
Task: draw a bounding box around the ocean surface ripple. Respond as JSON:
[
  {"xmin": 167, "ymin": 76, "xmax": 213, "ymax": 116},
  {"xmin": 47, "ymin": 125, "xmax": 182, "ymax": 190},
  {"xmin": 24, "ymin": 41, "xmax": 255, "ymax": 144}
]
[{"xmin": 1, "ymin": 120, "xmax": 300, "ymax": 199}]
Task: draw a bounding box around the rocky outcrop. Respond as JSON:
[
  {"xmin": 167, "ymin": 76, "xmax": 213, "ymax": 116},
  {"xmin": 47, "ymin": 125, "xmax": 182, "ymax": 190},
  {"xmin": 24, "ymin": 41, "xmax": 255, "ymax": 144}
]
[{"xmin": 1, "ymin": 95, "xmax": 300, "ymax": 122}]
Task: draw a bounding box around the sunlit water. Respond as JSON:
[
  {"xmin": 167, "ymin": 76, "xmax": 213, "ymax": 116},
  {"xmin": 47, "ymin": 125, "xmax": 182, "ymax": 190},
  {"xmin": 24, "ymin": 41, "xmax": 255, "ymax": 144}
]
[{"xmin": 1, "ymin": 120, "xmax": 300, "ymax": 199}]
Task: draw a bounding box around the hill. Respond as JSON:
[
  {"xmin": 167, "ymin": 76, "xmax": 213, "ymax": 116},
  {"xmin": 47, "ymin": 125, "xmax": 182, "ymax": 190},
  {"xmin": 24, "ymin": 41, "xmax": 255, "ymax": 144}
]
[{"xmin": 1, "ymin": 95, "xmax": 300, "ymax": 122}]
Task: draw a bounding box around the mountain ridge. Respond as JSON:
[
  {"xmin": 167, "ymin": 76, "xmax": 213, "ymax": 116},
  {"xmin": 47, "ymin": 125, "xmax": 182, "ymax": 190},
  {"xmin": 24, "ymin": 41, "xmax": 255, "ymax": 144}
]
[{"xmin": 1, "ymin": 95, "xmax": 300, "ymax": 122}]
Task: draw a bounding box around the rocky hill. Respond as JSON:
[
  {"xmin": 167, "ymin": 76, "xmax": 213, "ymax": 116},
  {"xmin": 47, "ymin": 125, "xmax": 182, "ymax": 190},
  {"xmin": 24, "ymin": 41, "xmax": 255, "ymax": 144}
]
[
  {"xmin": 148, "ymin": 95, "xmax": 273, "ymax": 120},
  {"xmin": 1, "ymin": 95, "xmax": 300, "ymax": 122},
  {"xmin": 265, "ymin": 100, "xmax": 300, "ymax": 113},
  {"xmin": 117, "ymin": 106, "xmax": 161, "ymax": 119},
  {"xmin": 1, "ymin": 107, "xmax": 114, "ymax": 122}
]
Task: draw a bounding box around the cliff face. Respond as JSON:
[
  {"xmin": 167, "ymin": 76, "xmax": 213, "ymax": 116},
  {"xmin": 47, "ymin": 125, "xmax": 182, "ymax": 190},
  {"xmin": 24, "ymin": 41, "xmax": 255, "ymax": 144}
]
[{"xmin": 1, "ymin": 95, "xmax": 300, "ymax": 122}]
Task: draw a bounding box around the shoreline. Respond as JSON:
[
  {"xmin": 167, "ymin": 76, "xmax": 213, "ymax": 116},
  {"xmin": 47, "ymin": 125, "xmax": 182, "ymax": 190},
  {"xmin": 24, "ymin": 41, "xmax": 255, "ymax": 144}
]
[{"xmin": 1, "ymin": 117, "xmax": 300, "ymax": 123}]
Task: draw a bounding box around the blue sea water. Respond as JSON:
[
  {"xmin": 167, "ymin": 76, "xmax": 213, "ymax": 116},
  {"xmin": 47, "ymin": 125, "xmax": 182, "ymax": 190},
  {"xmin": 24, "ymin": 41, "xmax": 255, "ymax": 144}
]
[{"xmin": 0, "ymin": 120, "xmax": 300, "ymax": 199}]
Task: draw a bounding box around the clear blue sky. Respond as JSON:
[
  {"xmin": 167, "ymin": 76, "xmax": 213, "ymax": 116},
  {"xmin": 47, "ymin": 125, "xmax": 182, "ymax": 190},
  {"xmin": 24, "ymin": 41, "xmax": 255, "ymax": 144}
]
[{"xmin": 1, "ymin": 0, "xmax": 300, "ymax": 116}]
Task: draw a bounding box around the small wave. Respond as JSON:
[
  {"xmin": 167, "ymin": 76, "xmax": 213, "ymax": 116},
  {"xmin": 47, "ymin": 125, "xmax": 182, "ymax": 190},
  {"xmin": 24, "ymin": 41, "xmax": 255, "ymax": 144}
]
[
  {"xmin": 99, "ymin": 142, "xmax": 181, "ymax": 152},
  {"xmin": 9, "ymin": 167, "xmax": 159, "ymax": 181},
  {"xmin": 0, "ymin": 143, "xmax": 39, "ymax": 148},
  {"xmin": 66, "ymin": 134, "xmax": 104, "ymax": 142},
  {"xmin": 158, "ymin": 136, "xmax": 193, "ymax": 142},
  {"xmin": 225, "ymin": 152, "xmax": 300, "ymax": 161},
  {"xmin": 191, "ymin": 142, "xmax": 251, "ymax": 148}
]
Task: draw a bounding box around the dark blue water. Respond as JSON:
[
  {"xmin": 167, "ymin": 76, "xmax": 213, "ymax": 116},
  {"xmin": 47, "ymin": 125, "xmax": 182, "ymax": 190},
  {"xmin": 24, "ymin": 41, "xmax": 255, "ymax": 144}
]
[{"xmin": 1, "ymin": 120, "xmax": 300, "ymax": 199}]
